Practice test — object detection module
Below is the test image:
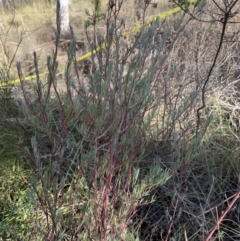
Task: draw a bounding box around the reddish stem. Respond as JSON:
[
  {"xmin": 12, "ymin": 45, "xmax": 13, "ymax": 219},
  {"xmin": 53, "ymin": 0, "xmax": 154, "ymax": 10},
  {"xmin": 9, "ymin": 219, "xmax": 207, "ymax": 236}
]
[{"xmin": 204, "ymin": 189, "xmax": 240, "ymax": 241}]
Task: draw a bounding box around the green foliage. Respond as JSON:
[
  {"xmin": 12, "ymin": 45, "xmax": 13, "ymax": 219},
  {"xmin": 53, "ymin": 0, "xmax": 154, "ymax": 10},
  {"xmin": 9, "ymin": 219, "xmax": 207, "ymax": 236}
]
[
  {"xmin": 0, "ymin": 101, "xmax": 24, "ymax": 160},
  {"xmin": 9, "ymin": 1, "xmax": 178, "ymax": 239},
  {"xmin": 85, "ymin": 0, "xmax": 106, "ymax": 28}
]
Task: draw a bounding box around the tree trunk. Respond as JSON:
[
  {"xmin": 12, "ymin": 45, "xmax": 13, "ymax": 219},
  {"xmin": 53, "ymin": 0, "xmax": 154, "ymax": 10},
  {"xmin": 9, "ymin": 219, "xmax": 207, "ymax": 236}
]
[{"xmin": 58, "ymin": 0, "xmax": 69, "ymax": 33}]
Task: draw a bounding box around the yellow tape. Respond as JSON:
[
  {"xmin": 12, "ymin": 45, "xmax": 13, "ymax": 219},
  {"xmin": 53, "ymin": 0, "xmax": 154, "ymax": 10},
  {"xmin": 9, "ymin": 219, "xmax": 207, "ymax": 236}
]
[
  {"xmin": 0, "ymin": 0, "xmax": 198, "ymax": 88},
  {"xmin": 128, "ymin": 0, "xmax": 198, "ymax": 35}
]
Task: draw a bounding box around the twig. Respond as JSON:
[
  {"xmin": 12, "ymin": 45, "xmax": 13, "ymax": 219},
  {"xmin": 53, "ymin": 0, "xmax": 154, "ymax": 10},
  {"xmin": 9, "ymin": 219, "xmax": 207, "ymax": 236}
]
[
  {"xmin": 196, "ymin": 0, "xmax": 239, "ymax": 135},
  {"xmin": 204, "ymin": 189, "xmax": 240, "ymax": 241}
]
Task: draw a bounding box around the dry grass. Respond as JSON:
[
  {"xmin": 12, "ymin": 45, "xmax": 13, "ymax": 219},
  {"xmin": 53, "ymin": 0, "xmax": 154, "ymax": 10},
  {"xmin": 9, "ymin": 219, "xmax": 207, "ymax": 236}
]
[{"xmin": 0, "ymin": 0, "xmax": 176, "ymax": 81}]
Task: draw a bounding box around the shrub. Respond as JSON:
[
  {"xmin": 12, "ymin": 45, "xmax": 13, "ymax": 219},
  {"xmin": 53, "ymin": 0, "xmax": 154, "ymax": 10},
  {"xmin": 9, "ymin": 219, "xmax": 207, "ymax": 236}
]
[{"xmin": 14, "ymin": 0, "xmax": 179, "ymax": 239}]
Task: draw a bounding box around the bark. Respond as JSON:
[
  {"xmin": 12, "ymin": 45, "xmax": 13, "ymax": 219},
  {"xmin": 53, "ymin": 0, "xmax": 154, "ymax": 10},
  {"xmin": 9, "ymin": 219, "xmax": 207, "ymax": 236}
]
[{"xmin": 59, "ymin": 0, "xmax": 69, "ymax": 33}]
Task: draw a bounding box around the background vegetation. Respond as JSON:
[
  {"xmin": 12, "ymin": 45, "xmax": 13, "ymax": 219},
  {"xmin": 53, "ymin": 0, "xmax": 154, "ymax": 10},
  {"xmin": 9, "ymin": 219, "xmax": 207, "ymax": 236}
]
[{"xmin": 1, "ymin": 0, "xmax": 240, "ymax": 240}]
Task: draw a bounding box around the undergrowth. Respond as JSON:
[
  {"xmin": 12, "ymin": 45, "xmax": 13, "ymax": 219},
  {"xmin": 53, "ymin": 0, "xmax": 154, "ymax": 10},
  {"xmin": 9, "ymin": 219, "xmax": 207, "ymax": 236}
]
[{"xmin": 1, "ymin": 0, "xmax": 240, "ymax": 240}]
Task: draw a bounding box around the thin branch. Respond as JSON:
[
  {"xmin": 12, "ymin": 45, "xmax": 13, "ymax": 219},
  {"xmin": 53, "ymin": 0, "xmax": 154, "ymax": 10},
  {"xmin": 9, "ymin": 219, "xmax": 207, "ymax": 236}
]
[
  {"xmin": 204, "ymin": 189, "xmax": 240, "ymax": 241},
  {"xmin": 196, "ymin": 9, "xmax": 229, "ymax": 135}
]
